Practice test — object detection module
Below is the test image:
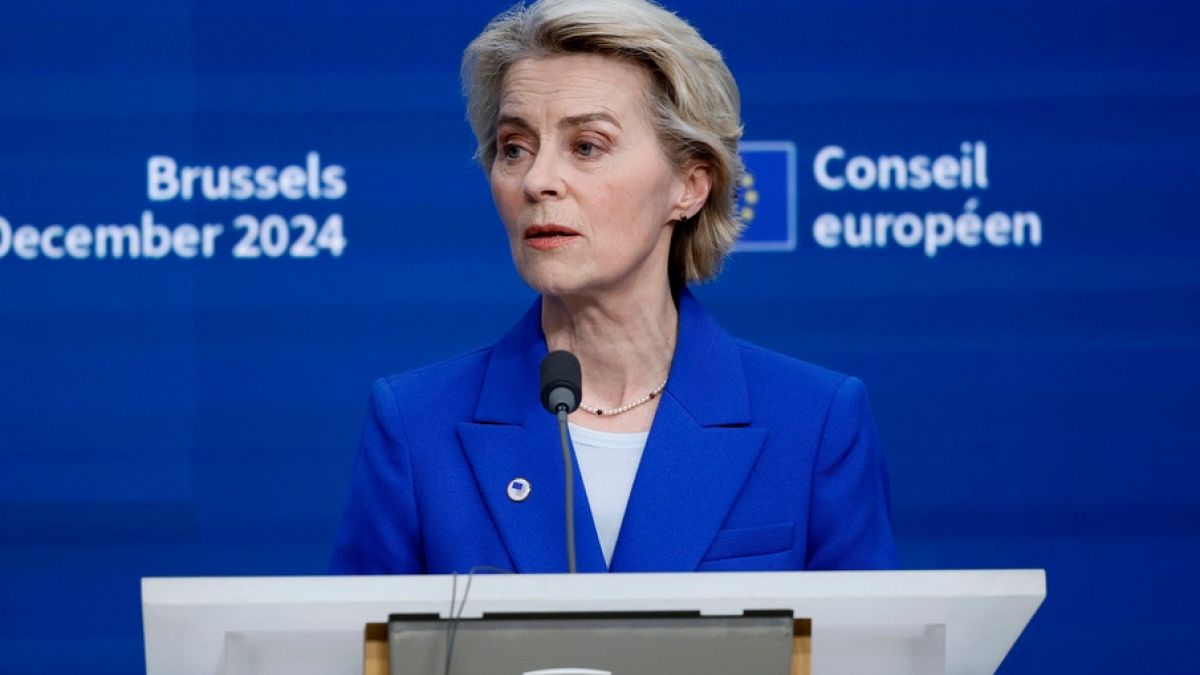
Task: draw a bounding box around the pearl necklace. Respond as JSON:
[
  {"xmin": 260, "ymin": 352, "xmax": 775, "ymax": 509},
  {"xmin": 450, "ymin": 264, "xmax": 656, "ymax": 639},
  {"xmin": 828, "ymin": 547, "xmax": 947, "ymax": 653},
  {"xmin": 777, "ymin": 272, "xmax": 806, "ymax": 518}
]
[{"xmin": 578, "ymin": 378, "xmax": 668, "ymax": 417}]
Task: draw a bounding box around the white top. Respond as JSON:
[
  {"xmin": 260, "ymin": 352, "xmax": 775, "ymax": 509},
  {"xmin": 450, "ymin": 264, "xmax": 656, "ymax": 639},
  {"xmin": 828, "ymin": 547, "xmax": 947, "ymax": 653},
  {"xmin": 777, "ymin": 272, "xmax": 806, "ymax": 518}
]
[{"xmin": 569, "ymin": 422, "xmax": 649, "ymax": 568}]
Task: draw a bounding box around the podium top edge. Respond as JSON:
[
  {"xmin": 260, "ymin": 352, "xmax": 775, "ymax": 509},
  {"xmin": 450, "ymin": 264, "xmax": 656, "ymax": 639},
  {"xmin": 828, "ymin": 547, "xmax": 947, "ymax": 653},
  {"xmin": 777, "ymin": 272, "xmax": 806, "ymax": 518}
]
[{"xmin": 141, "ymin": 569, "xmax": 1047, "ymax": 605}]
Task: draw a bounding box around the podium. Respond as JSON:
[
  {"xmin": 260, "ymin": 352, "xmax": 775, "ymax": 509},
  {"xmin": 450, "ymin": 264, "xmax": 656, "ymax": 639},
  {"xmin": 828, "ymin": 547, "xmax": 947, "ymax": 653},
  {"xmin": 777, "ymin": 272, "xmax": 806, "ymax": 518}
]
[{"xmin": 141, "ymin": 570, "xmax": 1045, "ymax": 674}]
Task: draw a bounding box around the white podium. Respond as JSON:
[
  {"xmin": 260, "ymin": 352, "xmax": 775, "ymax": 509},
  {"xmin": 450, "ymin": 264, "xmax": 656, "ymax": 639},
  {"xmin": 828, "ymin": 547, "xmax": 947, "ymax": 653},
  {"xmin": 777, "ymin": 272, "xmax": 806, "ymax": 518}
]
[{"xmin": 142, "ymin": 570, "xmax": 1045, "ymax": 675}]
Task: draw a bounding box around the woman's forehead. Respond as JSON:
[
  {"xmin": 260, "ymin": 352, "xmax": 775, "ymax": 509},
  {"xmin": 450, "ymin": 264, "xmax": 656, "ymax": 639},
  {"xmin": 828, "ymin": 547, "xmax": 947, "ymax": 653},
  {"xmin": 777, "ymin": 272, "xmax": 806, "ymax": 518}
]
[{"xmin": 498, "ymin": 54, "xmax": 654, "ymax": 125}]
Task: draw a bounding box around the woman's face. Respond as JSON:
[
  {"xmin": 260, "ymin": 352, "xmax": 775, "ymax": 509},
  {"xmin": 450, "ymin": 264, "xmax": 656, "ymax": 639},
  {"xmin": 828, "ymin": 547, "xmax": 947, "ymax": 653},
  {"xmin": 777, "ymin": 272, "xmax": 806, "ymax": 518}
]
[{"xmin": 490, "ymin": 53, "xmax": 705, "ymax": 299}]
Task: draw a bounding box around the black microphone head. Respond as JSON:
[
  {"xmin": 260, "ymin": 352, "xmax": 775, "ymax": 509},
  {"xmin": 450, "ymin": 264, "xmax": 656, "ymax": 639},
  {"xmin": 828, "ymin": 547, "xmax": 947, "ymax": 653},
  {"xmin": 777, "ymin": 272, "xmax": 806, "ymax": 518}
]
[{"xmin": 540, "ymin": 350, "xmax": 582, "ymax": 414}]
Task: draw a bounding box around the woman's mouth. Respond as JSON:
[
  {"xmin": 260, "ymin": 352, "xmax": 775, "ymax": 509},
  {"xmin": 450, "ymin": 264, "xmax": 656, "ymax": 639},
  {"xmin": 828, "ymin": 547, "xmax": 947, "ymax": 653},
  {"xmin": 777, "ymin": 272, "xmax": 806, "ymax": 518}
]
[{"xmin": 523, "ymin": 224, "xmax": 581, "ymax": 250}]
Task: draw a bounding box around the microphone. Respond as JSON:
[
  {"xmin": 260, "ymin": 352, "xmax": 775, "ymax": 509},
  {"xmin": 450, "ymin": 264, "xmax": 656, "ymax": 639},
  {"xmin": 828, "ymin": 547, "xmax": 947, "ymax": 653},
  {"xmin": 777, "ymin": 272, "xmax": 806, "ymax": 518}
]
[
  {"xmin": 539, "ymin": 350, "xmax": 581, "ymax": 574},
  {"xmin": 540, "ymin": 350, "xmax": 582, "ymax": 414}
]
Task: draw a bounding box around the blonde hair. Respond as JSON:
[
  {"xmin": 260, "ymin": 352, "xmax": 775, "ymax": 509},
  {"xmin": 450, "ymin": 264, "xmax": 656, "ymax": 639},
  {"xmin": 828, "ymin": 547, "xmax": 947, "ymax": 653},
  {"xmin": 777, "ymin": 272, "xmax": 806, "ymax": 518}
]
[{"xmin": 462, "ymin": 0, "xmax": 744, "ymax": 291}]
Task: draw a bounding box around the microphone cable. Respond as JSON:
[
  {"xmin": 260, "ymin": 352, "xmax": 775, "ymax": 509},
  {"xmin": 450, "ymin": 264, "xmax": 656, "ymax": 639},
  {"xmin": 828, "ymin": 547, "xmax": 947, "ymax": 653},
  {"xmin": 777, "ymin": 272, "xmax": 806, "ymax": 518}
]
[{"xmin": 443, "ymin": 565, "xmax": 513, "ymax": 675}]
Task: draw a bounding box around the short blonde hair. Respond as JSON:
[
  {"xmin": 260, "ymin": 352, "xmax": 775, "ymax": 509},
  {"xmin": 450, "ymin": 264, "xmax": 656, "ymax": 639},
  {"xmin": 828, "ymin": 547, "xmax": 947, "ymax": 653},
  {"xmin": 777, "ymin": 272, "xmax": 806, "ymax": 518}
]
[{"xmin": 462, "ymin": 0, "xmax": 744, "ymax": 291}]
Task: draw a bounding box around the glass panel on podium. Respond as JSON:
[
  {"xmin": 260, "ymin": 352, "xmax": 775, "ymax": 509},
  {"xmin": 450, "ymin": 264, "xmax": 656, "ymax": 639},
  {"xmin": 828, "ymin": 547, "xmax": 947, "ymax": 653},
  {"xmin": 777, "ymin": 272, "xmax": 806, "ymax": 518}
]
[{"xmin": 387, "ymin": 611, "xmax": 795, "ymax": 675}]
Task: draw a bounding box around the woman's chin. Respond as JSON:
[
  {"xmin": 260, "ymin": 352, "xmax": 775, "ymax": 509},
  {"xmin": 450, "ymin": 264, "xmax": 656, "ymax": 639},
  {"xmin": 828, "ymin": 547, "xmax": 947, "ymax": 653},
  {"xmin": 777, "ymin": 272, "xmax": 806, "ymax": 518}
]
[
  {"xmin": 523, "ymin": 276, "xmax": 587, "ymax": 299},
  {"xmin": 517, "ymin": 263, "xmax": 591, "ymax": 298}
]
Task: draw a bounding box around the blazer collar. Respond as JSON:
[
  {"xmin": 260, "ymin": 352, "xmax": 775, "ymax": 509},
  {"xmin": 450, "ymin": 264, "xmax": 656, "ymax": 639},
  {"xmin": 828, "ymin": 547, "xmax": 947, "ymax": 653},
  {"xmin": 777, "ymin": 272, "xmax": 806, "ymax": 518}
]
[
  {"xmin": 460, "ymin": 288, "xmax": 763, "ymax": 573},
  {"xmin": 472, "ymin": 288, "xmax": 751, "ymax": 427}
]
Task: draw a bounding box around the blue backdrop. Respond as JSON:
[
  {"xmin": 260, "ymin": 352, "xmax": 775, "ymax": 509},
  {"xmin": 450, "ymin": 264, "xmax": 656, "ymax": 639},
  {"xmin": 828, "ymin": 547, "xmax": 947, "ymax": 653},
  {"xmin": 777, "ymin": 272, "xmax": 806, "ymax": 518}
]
[{"xmin": 1, "ymin": 0, "xmax": 1198, "ymax": 672}]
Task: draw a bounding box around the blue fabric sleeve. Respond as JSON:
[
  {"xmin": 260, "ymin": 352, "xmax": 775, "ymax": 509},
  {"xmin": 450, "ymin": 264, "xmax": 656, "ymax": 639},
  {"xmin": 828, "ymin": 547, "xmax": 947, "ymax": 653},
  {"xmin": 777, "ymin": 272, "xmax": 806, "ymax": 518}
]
[
  {"xmin": 805, "ymin": 376, "xmax": 899, "ymax": 570},
  {"xmin": 329, "ymin": 378, "xmax": 425, "ymax": 574}
]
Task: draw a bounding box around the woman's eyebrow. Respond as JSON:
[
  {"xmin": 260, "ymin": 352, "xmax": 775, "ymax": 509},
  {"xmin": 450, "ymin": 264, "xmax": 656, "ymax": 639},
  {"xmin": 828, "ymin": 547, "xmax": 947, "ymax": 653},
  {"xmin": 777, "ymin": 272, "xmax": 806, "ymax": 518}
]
[
  {"xmin": 496, "ymin": 114, "xmax": 536, "ymax": 133},
  {"xmin": 559, "ymin": 112, "xmax": 621, "ymax": 130},
  {"xmin": 496, "ymin": 111, "xmax": 621, "ymax": 135}
]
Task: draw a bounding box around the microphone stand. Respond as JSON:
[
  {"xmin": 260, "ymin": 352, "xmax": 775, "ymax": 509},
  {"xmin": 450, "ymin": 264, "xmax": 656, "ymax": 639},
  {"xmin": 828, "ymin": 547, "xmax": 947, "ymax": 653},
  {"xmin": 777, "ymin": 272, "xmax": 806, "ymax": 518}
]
[
  {"xmin": 541, "ymin": 349, "xmax": 582, "ymax": 574},
  {"xmin": 556, "ymin": 407, "xmax": 577, "ymax": 574}
]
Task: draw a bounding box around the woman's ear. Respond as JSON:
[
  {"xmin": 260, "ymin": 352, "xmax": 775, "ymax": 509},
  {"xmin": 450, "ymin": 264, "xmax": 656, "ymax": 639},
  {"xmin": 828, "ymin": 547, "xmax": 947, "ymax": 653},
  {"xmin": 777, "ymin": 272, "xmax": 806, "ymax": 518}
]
[{"xmin": 675, "ymin": 162, "xmax": 712, "ymax": 220}]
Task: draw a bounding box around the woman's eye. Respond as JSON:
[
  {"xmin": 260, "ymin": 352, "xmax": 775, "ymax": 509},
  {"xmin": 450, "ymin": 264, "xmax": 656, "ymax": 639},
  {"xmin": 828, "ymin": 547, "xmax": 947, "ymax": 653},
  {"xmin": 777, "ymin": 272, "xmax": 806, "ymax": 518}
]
[
  {"xmin": 576, "ymin": 142, "xmax": 596, "ymax": 157},
  {"xmin": 502, "ymin": 144, "xmax": 524, "ymax": 160}
]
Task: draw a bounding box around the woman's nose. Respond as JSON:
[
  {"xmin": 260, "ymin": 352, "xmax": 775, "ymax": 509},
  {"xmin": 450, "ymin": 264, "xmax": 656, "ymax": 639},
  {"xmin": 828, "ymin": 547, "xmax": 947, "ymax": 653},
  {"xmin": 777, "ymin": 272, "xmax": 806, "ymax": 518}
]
[{"xmin": 522, "ymin": 147, "xmax": 565, "ymax": 201}]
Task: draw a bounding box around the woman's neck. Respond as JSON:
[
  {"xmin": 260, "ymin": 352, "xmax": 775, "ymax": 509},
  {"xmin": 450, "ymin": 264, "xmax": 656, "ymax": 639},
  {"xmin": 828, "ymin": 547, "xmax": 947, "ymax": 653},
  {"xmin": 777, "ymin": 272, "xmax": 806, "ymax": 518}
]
[{"xmin": 541, "ymin": 282, "xmax": 677, "ymax": 433}]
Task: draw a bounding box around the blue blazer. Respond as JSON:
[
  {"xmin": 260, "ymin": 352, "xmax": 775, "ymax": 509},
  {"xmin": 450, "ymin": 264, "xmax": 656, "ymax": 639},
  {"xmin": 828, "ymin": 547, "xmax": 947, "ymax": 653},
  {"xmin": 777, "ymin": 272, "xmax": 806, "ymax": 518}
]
[{"xmin": 330, "ymin": 289, "xmax": 897, "ymax": 574}]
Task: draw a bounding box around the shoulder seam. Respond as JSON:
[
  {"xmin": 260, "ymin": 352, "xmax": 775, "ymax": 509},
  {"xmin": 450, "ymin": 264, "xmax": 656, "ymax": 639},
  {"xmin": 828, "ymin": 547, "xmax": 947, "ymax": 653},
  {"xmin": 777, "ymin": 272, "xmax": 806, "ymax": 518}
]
[
  {"xmin": 806, "ymin": 373, "xmax": 854, "ymax": 568},
  {"xmin": 375, "ymin": 376, "xmax": 426, "ymax": 567},
  {"xmin": 383, "ymin": 345, "xmax": 493, "ymax": 385}
]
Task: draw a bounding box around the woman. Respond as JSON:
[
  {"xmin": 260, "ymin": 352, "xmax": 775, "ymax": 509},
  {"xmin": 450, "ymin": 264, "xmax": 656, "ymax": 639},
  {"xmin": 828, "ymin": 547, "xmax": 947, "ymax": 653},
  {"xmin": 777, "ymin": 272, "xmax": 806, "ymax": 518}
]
[{"xmin": 331, "ymin": 0, "xmax": 896, "ymax": 573}]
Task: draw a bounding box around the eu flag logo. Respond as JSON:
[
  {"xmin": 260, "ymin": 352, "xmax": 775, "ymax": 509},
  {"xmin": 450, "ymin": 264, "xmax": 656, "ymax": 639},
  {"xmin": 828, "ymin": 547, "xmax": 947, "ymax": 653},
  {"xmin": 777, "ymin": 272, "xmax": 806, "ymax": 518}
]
[{"xmin": 736, "ymin": 141, "xmax": 797, "ymax": 251}]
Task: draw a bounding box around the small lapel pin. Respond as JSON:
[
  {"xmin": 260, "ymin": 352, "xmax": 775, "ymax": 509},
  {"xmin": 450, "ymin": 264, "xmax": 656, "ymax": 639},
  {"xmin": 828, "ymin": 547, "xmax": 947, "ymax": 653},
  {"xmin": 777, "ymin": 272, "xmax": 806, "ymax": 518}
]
[{"xmin": 507, "ymin": 477, "xmax": 531, "ymax": 502}]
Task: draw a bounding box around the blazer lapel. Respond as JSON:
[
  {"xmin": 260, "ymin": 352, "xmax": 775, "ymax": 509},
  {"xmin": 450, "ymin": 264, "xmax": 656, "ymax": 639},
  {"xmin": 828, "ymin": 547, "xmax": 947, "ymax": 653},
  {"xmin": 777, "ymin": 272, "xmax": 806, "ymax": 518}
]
[
  {"xmin": 609, "ymin": 289, "xmax": 766, "ymax": 572},
  {"xmin": 456, "ymin": 298, "xmax": 606, "ymax": 573},
  {"xmin": 457, "ymin": 421, "xmax": 606, "ymax": 573},
  {"xmin": 608, "ymin": 396, "xmax": 766, "ymax": 571},
  {"xmin": 457, "ymin": 289, "xmax": 762, "ymax": 573}
]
